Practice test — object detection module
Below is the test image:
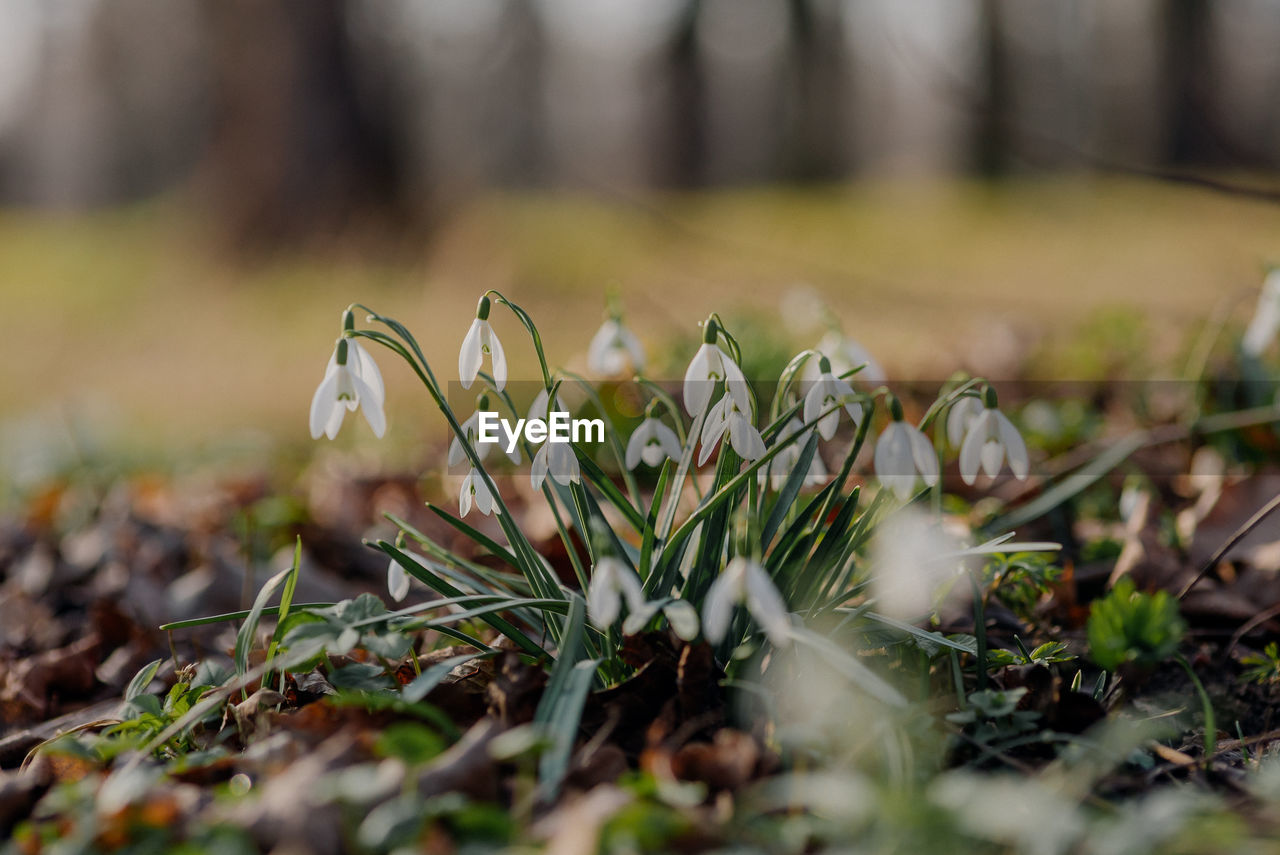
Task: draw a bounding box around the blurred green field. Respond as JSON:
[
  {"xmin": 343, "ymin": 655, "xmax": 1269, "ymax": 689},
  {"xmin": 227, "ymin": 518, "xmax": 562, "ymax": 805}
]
[{"xmin": 4, "ymin": 177, "xmax": 1280, "ymax": 474}]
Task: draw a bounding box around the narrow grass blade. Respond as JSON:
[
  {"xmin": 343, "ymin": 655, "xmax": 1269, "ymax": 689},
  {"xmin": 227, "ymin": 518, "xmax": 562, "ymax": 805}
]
[
  {"xmin": 235, "ymin": 563, "xmax": 296, "ymax": 680},
  {"xmin": 402, "ymin": 651, "xmax": 492, "ymax": 704}
]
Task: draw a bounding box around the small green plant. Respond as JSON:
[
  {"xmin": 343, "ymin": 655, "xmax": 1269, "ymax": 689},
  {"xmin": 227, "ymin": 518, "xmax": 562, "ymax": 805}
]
[
  {"xmin": 1086, "ymin": 577, "xmax": 1186, "ymax": 673},
  {"xmin": 946, "ymin": 688, "xmax": 1040, "ymax": 745},
  {"xmin": 1241, "ymin": 642, "xmax": 1280, "ymax": 686}
]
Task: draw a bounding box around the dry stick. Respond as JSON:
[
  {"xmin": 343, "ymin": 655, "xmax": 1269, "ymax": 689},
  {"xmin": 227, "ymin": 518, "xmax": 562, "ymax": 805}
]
[
  {"xmin": 1226, "ymin": 601, "xmax": 1280, "ymax": 659},
  {"xmin": 1177, "ymin": 492, "xmax": 1280, "ymax": 601}
]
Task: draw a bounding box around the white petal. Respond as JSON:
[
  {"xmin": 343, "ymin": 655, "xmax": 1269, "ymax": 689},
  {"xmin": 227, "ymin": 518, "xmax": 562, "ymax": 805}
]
[
  {"xmin": 458, "ymin": 319, "xmax": 484, "ymax": 389},
  {"xmin": 550, "ymin": 443, "xmax": 581, "ymax": 486},
  {"xmin": 586, "ymin": 320, "xmax": 620, "ymax": 375},
  {"xmin": 980, "ymin": 439, "xmax": 1004, "ymax": 477},
  {"xmin": 743, "ymin": 560, "xmax": 791, "ymax": 646},
  {"xmin": 722, "ymin": 354, "xmax": 753, "ymax": 416},
  {"xmin": 908, "ymin": 426, "xmax": 937, "ymax": 486},
  {"xmin": 323, "ymin": 390, "xmax": 347, "ymax": 440},
  {"xmin": 622, "ymin": 601, "xmax": 661, "ymax": 636},
  {"xmin": 349, "ymin": 340, "xmax": 386, "ymax": 407},
  {"xmin": 615, "ymin": 565, "xmax": 647, "ymax": 613},
  {"xmin": 309, "ymin": 367, "xmax": 340, "ymax": 439},
  {"xmin": 625, "ymin": 421, "xmax": 651, "ymax": 470},
  {"xmin": 387, "ymin": 559, "xmax": 410, "ymax": 603},
  {"xmin": 587, "ymin": 558, "xmax": 622, "ymax": 628},
  {"xmin": 530, "ymin": 445, "xmax": 549, "ymax": 491},
  {"xmin": 683, "ymin": 344, "xmax": 716, "ymax": 415},
  {"xmin": 459, "ymin": 472, "xmax": 474, "ymax": 517},
  {"xmin": 350, "ymin": 371, "xmax": 387, "ymax": 438},
  {"xmin": 662, "ymin": 600, "xmax": 700, "ymax": 641},
  {"xmin": 620, "ymin": 326, "xmax": 646, "ymax": 371},
  {"xmin": 702, "ymin": 568, "xmax": 740, "ymax": 644},
  {"xmin": 473, "ymin": 471, "xmax": 497, "ymax": 514},
  {"xmin": 958, "ymin": 411, "xmax": 992, "ymax": 485},
  {"xmin": 947, "ymin": 398, "xmax": 981, "ymax": 447},
  {"xmin": 994, "ymin": 411, "xmax": 1029, "ymax": 480},
  {"xmin": 728, "ymin": 414, "xmax": 766, "ymax": 461},
  {"xmin": 485, "ymin": 323, "xmax": 507, "ymax": 391},
  {"xmin": 698, "ymin": 409, "xmax": 731, "ymax": 466},
  {"xmin": 874, "ymin": 424, "xmax": 915, "ymax": 500},
  {"xmin": 803, "ymin": 382, "xmax": 825, "ymax": 431},
  {"xmin": 654, "ymin": 421, "xmax": 682, "ymax": 463}
]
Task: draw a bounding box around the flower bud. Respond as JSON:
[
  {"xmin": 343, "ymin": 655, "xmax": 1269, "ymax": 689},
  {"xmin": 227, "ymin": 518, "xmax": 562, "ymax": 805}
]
[{"xmin": 476, "ymin": 295, "xmax": 491, "ymax": 320}]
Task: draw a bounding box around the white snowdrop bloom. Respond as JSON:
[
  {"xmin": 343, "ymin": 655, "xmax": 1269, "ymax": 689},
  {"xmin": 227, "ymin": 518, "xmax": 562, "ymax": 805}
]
[
  {"xmin": 702, "ymin": 556, "xmax": 791, "ymax": 647},
  {"xmin": 622, "ymin": 597, "xmax": 701, "ymax": 641},
  {"xmin": 387, "ymin": 556, "xmax": 411, "ymax": 603},
  {"xmin": 945, "ymin": 395, "xmax": 985, "ymax": 448},
  {"xmin": 812, "ymin": 329, "xmax": 886, "ymax": 385},
  {"xmin": 449, "ymin": 408, "xmax": 521, "ymax": 467},
  {"xmin": 683, "ymin": 322, "xmax": 752, "ymax": 416},
  {"xmin": 527, "ymin": 387, "xmax": 567, "ymax": 423},
  {"xmin": 625, "ymin": 417, "xmax": 682, "ymax": 469},
  {"xmin": 698, "ymin": 393, "xmax": 767, "ymax": 466},
  {"xmin": 310, "ymin": 337, "xmax": 387, "ymax": 440},
  {"xmin": 804, "ymin": 357, "xmax": 864, "ymax": 440},
  {"xmin": 1243, "ymin": 269, "xmax": 1280, "ymax": 357},
  {"xmin": 458, "ymin": 296, "xmax": 507, "ymax": 391},
  {"xmin": 530, "ymin": 441, "xmax": 581, "ymax": 491},
  {"xmin": 761, "ymin": 418, "xmax": 826, "ymax": 490},
  {"xmin": 873, "ymin": 400, "xmax": 939, "ymax": 501},
  {"xmin": 871, "ymin": 508, "xmax": 963, "ymax": 620},
  {"xmin": 459, "ymin": 467, "xmax": 499, "ymax": 517},
  {"xmin": 586, "ymin": 556, "xmax": 646, "ymax": 629},
  {"xmin": 958, "ymin": 402, "xmax": 1029, "ymax": 486},
  {"xmin": 587, "ymin": 317, "xmax": 645, "ymax": 376}
]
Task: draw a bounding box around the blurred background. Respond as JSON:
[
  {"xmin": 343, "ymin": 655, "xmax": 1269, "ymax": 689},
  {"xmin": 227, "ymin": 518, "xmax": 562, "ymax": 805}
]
[{"xmin": 4, "ymin": 0, "xmax": 1280, "ymax": 486}]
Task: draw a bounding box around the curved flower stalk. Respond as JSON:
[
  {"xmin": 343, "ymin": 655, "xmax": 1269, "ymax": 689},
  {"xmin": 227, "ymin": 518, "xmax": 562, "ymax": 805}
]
[
  {"xmin": 683, "ymin": 319, "xmax": 751, "ymax": 416},
  {"xmin": 586, "ymin": 556, "xmax": 646, "ymax": 629},
  {"xmin": 958, "ymin": 388, "xmax": 1029, "ymax": 485},
  {"xmin": 874, "ymin": 396, "xmax": 939, "ymax": 501},
  {"xmin": 699, "ymin": 393, "xmax": 767, "ymax": 466},
  {"xmin": 761, "ymin": 418, "xmax": 826, "ymax": 490},
  {"xmin": 702, "ymin": 556, "xmax": 791, "ymax": 647},
  {"xmin": 587, "ymin": 316, "xmax": 645, "ymax": 376},
  {"xmin": 459, "ymin": 467, "xmax": 499, "ymax": 517},
  {"xmin": 626, "ymin": 416, "xmax": 682, "ymax": 470},
  {"xmin": 531, "ymin": 441, "xmax": 581, "ymax": 491},
  {"xmin": 310, "ymin": 320, "xmax": 387, "ymax": 440},
  {"xmin": 459, "ymin": 295, "xmax": 508, "ymax": 391},
  {"xmin": 1243, "ymin": 268, "xmax": 1280, "ymax": 357},
  {"xmin": 804, "ymin": 356, "xmax": 864, "ymax": 441}
]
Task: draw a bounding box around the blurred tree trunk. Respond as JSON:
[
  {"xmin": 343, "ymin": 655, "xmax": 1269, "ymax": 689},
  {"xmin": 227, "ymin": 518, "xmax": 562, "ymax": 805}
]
[
  {"xmin": 1160, "ymin": 0, "xmax": 1219, "ymax": 165},
  {"xmin": 198, "ymin": 0, "xmax": 403, "ymax": 253},
  {"xmin": 973, "ymin": 0, "xmax": 1010, "ymax": 175}
]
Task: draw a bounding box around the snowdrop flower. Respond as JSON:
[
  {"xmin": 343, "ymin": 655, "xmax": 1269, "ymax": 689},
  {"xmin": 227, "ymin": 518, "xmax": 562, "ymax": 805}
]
[
  {"xmin": 945, "ymin": 395, "xmax": 985, "ymax": 447},
  {"xmin": 702, "ymin": 556, "xmax": 791, "ymax": 647},
  {"xmin": 459, "ymin": 295, "xmax": 507, "ymax": 391},
  {"xmin": 625, "ymin": 417, "xmax": 682, "ymax": 469},
  {"xmin": 459, "ymin": 467, "xmax": 499, "ymax": 517},
  {"xmin": 804, "ymin": 356, "xmax": 864, "ymax": 440},
  {"xmin": 812, "ymin": 329, "xmax": 886, "ymax": 386},
  {"xmin": 760, "ymin": 418, "xmax": 826, "ymax": 489},
  {"xmin": 449, "ymin": 400, "xmax": 522, "ymax": 467},
  {"xmin": 871, "ymin": 508, "xmax": 963, "ymax": 620},
  {"xmin": 873, "ymin": 397, "xmax": 939, "ymax": 501},
  {"xmin": 309, "ymin": 333, "xmax": 387, "ymax": 440},
  {"xmin": 527, "ymin": 386, "xmax": 567, "ymax": 423},
  {"xmin": 699, "ymin": 393, "xmax": 767, "ymax": 465},
  {"xmin": 586, "ymin": 556, "xmax": 646, "ymax": 629},
  {"xmin": 958, "ymin": 389, "xmax": 1029, "ymax": 486},
  {"xmin": 387, "ymin": 556, "xmax": 411, "ymax": 603},
  {"xmin": 683, "ymin": 320, "xmax": 752, "ymax": 416},
  {"xmin": 587, "ymin": 316, "xmax": 645, "ymax": 376},
  {"xmin": 531, "ymin": 441, "xmax": 581, "ymax": 491},
  {"xmin": 1243, "ymin": 269, "xmax": 1280, "ymax": 357},
  {"xmin": 622, "ymin": 597, "xmax": 700, "ymax": 640}
]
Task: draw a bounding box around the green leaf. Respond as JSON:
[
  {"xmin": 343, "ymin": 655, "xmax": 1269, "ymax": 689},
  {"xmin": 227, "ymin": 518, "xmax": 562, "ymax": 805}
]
[
  {"xmin": 425, "ymin": 503, "xmax": 520, "ymax": 570},
  {"xmin": 534, "ymin": 595, "xmax": 596, "ymax": 795},
  {"xmin": 762, "ymin": 431, "xmax": 820, "ymax": 550},
  {"xmin": 124, "ymin": 659, "xmax": 162, "ymax": 702},
  {"xmin": 402, "ymin": 651, "xmax": 491, "ymax": 704},
  {"xmin": 235, "ymin": 563, "xmax": 296, "ymax": 680}
]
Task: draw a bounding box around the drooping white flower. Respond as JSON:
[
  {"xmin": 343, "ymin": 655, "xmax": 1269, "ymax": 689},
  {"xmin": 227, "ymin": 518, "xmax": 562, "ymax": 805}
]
[
  {"xmin": 450, "ymin": 407, "xmax": 522, "ymax": 467},
  {"xmin": 804, "ymin": 357, "xmax": 864, "ymax": 440},
  {"xmin": 309, "ymin": 337, "xmax": 387, "ymax": 440},
  {"xmin": 811, "ymin": 329, "xmax": 886, "ymax": 385},
  {"xmin": 958, "ymin": 403, "xmax": 1029, "ymax": 486},
  {"xmin": 702, "ymin": 556, "xmax": 791, "ymax": 646},
  {"xmin": 531, "ymin": 441, "xmax": 581, "ymax": 491},
  {"xmin": 586, "ymin": 556, "xmax": 646, "ymax": 629},
  {"xmin": 587, "ymin": 317, "xmax": 645, "ymax": 376},
  {"xmin": 683, "ymin": 322, "xmax": 752, "ymax": 416},
  {"xmin": 873, "ymin": 400, "xmax": 939, "ymax": 501},
  {"xmin": 945, "ymin": 395, "xmax": 985, "ymax": 447},
  {"xmin": 1243, "ymin": 269, "xmax": 1280, "ymax": 357},
  {"xmin": 387, "ymin": 556, "xmax": 411, "ymax": 602},
  {"xmin": 527, "ymin": 387, "xmax": 567, "ymax": 423},
  {"xmin": 459, "ymin": 467, "xmax": 499, "ymax": 517},
  {"xmin": 699, "ymin": 393, "xmax": 767, "ymax": 465},
  {"xmin": 761, "ymin": 418, "xmax": 827, "ymax": 490},
  {"xmin": 622, "ymin": 597, "xmax": 700, "ymax": 640},
  {"xmin": 625, "ymin": 417, "xmax": 682, "ymax": 469},
  {"xmin": 458, "ymin": 296, "xmax": 507, "ymax": 391}
]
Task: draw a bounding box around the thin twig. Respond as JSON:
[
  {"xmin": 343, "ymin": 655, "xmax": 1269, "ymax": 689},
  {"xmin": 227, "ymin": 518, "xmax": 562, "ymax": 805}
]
[{"xmin": 1177, "ymin": 492, "xmax": 1280, "ymax": 600}]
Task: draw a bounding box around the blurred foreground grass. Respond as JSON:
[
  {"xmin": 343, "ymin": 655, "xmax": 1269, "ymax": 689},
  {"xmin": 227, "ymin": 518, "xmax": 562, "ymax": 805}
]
[{"xmin": 4, "ymin": 176, "xmax": 1279, "ymax": 481}]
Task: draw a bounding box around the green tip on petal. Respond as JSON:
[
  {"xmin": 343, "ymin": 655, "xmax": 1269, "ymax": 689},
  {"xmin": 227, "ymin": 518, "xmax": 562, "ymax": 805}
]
[
  {"xmin": 818, "ymin": 355, "xmax": 832, "ymax": 374},
  {"xmin": 702, "ymin": 318, "xmax": 718, "ymax": 344},
  {"xmin": 336, "ymin": 338, "xmax": 349, "ymax": 365},
  {"xmin": 476, "ymin": 295, "xmax": 491, "ymax": 320},
  {"xmin": 342, "ymin": 310, "xmax": 355, "ymax": 332},
  {"xmin": 889, "ymin": 394, "xmax": 904, "ymax": 422},
  {"xmin": 478, "ymin": 392, "xmax": 491, "ymax": 410},
  {"xmin": 983, "ymin": 385, "xmax": 998, "ymax": 409}
]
